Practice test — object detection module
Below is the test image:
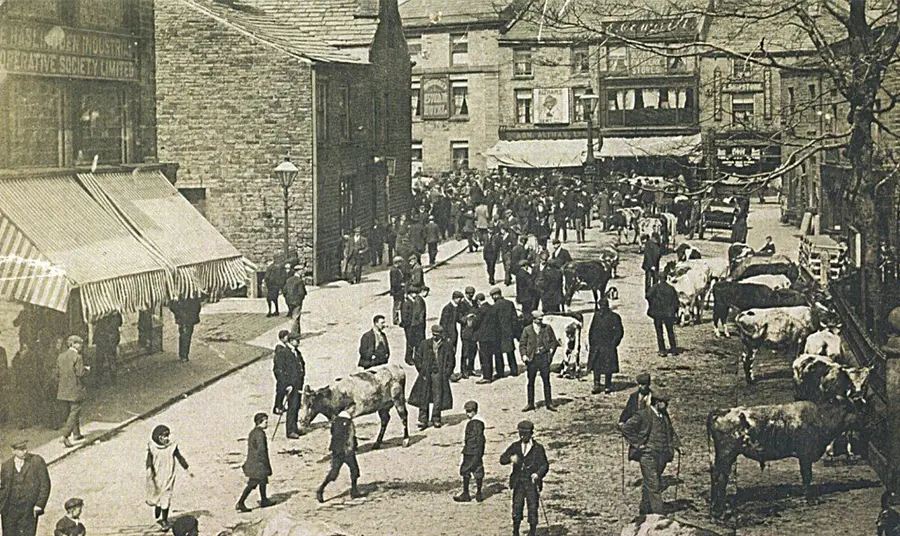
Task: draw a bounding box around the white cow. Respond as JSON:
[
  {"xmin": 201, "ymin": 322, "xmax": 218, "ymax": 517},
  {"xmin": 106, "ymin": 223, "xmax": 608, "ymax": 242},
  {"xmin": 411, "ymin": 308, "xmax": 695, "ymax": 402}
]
[
  {"xmin": 636, "ymin": 217, "xmax": 662, "ymax": 250},
  {"xmin": 669, "ymin": 262, "xmax": 712, "ymax": 324},
  {"xmin": 740, "ymin": 274, "xmax": 792, "ymax": 290},
  {"xmin": 541, "ymin": 313, "xmax": 584, "ymax": 378},
  {"xmin": 803, "ymin": 326, "xmax": 843, "ymax": 359},
  {"xmin": 660, "ymin": 212, "xmax": 678, "ymax": 248},
  {"xmin": 734, "ymin": 306, "xmax": 817, "ymax": 384}
]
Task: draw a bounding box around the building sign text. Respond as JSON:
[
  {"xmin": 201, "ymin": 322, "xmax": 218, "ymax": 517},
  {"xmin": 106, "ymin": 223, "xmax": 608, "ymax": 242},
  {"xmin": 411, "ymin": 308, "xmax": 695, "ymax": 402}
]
[{"xmin": 421, "ymin": 76, "xmax": 450, "ymax": 120}]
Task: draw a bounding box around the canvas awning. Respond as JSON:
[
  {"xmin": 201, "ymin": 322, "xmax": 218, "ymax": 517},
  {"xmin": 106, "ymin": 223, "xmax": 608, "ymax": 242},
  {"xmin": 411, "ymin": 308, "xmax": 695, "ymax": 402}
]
[
  {"xmin": 0, "ymin": 174, "xmax": 173, "ymax": 320},
  {"xmin": 484, "ymin": 134, "xmax": 703, "ymax": 169},
  {"xmin": 76, "ymin": 171, "xmax": 254, "ymax": 300}
]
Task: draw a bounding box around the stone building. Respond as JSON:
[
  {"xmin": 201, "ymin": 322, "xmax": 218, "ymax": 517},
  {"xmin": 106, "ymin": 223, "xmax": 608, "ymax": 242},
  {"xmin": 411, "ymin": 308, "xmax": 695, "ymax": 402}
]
[
  {"xmin": 400, "ymin": 0, "xmax": 518, "ymax": 173},
  {"xmin": 155, "ymin": 0, "xmax": 410, "ymax": 284},
  {"xmin": 487, "ymin": 3, "xmax": 704, "ymax": 177}
]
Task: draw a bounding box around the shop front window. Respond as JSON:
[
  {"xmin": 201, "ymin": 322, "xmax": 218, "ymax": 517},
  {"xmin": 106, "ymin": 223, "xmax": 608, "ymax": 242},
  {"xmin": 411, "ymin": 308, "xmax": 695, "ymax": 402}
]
[{"xmin": 74, "ymin": 85, "xmax": 126, "ymax": 165}]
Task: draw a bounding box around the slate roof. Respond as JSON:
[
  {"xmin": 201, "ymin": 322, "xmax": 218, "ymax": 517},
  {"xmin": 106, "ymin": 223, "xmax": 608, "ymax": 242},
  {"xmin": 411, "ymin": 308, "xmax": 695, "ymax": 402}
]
[
  {"xmin": 249, "ymin": 0, "xmax": 383, "ymax": 48},
  {"xmin": 501, "ymin": 0, "xmax": 710, "ymax": 43},
  {"xmin": 177, "ymin": 0, "xmax": 367, "ymax": 63},
  {"xmin": 400, "ymin": 0, "xmax": 517, "ymax": 28}
]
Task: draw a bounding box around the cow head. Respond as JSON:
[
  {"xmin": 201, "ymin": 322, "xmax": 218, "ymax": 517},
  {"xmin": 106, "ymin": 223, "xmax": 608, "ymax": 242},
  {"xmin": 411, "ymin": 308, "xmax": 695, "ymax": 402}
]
[
  {"xmin": 845, "ymin": 366, "xmax": 873, "ymax": 401},
  {"xmin": 298, "ymin": 384, "xmax": 330, "ymax": 428}
]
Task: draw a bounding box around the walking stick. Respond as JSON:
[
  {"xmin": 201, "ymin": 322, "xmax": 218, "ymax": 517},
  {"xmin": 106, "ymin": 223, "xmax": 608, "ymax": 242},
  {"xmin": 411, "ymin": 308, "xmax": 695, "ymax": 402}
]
[
  {"xmin": 538, "ymin": 489, "xmax": 551, "ymax": 529},
  {"xmin": 271, "ymin": 387, "xmax": 291, "ymax": 440},
  {"xmin": 620, "ymin": 437, "xmax": 626, "ymax": 497},
  {"xmin": 674, "ymin": 449, "xmax": 682, "ymax": 502}
]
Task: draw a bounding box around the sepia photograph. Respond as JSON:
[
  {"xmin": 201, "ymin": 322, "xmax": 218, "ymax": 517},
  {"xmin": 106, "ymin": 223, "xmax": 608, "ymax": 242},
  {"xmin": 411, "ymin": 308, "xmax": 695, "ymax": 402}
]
[{"xmin": 0, "ymin": 0, "xmax": 898, "ymax": 534}]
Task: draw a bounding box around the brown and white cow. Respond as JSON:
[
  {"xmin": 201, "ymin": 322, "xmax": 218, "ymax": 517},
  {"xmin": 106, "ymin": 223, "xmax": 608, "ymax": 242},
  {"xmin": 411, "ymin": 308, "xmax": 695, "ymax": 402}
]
[
  {"xmin": 675, "ymin": 242, "xmax": 702, "ymax": 262},
  {"xmin": 792, "ymin": 354, "xmax": 871, "ymax": 403},
  {"xmin": 711, "ymin": 282, "xmax": 808, "ymax": 338},
  {"xmin": 803, "ymin": 326, "xmax": 842, "ymax": 359},
  {"xmin": 734, "ymin": 306, "xmax": 818, "ymax": 384},
  {"xmin": 667, "ymin": 261, "xmax": 713, "ymax": 325},
  {"xmin": 299, "ymin": 363, "xmax": 410, "ymax": 448},
  {"xmin": 707, "ymin": 397, "xmax": 869, "ymax": 518}
]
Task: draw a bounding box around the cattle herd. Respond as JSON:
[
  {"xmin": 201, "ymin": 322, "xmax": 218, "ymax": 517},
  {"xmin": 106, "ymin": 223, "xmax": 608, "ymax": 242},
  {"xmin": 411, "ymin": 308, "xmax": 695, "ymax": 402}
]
[{"xmin": 655, "ymin": 239, "xmax": 874, "ymax": 519}]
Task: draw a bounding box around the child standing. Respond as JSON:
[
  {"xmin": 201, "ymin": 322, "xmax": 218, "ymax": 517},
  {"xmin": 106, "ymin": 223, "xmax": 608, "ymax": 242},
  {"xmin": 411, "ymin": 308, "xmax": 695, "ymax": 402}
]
[
  {"xmin": 236, "ymin": 413, "xmax": 273, "ymax": 512},
  {"xmin": 460, "ymin": 313, "xmax": 477, "ymax": 378},
  {"xmin": 316, "ymin": 411, "xmax": 363, "ymax": 502},
  {"xmin": 145, "ymin": 425, "xmax": 191, "ymax": 530},
  {"xmin": 54, "ymin": 498, "xmax": 85, "ymax": 536},
  {"xmin": 559, "ymin": 321, "xmax": 582, "ymax": 379},
  {"xmin": 454, "ymin": 400, "xmax": 485, "ymax": 502}
]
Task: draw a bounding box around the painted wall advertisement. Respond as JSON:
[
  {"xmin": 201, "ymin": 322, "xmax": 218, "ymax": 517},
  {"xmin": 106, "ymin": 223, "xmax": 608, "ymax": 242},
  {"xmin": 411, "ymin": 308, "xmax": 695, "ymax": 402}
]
[
  {"xmin": 421, "ymin": 76, "xmax": 450, "ymax": 120},
  {"xmin": 534, "ymin": 88, "xmax": 570, "ymax": 124}
]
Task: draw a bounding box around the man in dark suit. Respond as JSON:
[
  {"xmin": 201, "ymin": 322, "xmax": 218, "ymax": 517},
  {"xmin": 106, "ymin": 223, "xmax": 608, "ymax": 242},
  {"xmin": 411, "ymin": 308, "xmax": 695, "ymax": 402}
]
[
  {"xmin": 500, "ymin": 420, "xmax": 549, "ymax": 536},
  {"xmin": 549, "ymin": 239, "xmax": 572, "ymax": 266},
  {"xmin": 490, "ymin": 287, "xmax": 519, "ymax": 378},
  {"xmin": 536, "ymin": 258, "xmax": 565, "ymax": 314},
  {"xmin": 400, "ymin": 286, "xmax": 427, "ymax": 366},
  {"xmin": 273, "ymin": 333, "xmax": 304, "ymax": 439},
  {"xmin": 408, "ymin": 325, "xmax": 455, "ymax": 429},
  {"xmin": 389, "ymin": 257, "xmax": 406, "ymax": 325},
  {"xmin": 263, "ymin": 259, "xmax": 286, "ymax": 317},
  {"xmin": 169, "ymin": 296, "xmax": 202, "ymax": 362},
  {"xmin": 0, "ymin": 439, "xmax": 51, "ymax": 536},
  {"xmin": 474, "ymin": 294, "xmax": 500, "ymax": 384},
  {"xmin": 618, "ymin": 372, "xmax": 653, "ymax": 429},
  {"xmin": 646, "ymin": 276, "xmax": 679, "ymax": 356},
  {"xmin": 587, "ymin": 297, "xmax": 624, "ymax": 394},
  {"xmin": 271, "ymin": 330, "xmax": 291, "ymax": 414},
  {"xmin": 622, "ymin": 393, "xmax": 680, "ymax": 515},
  {"xmin": 516, "ymin": 262, "xmax": 539, "ymax": 319},
  {"xmin": 483, "ymin": 227, "xmax": 503, "ymax": 286},
  {"xmin": 358, "ymin": 315, "xmax": 390, "ymax": 369},
  {"xmin": 508, "ymin": 236, "xmax": 529, "ymax": 286},
  {"xmin": 440, "ymin": 292, "xmax": 462, "ymax": 370},
  {"xmin": 518, "ymin": 311, "xmax": 559, "ymax": 412}
]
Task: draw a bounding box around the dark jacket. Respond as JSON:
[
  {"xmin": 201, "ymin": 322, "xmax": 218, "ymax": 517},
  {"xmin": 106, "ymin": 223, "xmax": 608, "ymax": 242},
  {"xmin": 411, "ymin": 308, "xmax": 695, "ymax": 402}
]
[
  {"xmin": 409, "ymin": 222, "xmax": 427, "ymax": 253},
  {"xmin": 509, "ymin": 245, "xmax": 528, "ymax": 274},
  {"xmin": 646, "ymin": 281, "xmax": 679, "ymax": 320},
  {"xmin": 389, "ymin": 266, "xmax": 406, "ymax": 298},
  {"xmin": 408, "ymin": 264, "xmax": 425, "ymax": 289},
  {"xmin": 264, "ymin": 262, "xmax": 286, "ymax": 290},
  {"xmin": 283, "ymin": 274, "xmax": 307, "ymax": 305},
  {"xmin": 439, "ymin": 303, "xmax": 459, "ymax": 344},
  {"xmin": 622, "ymin": 407, "xmax": 680, "ymax": 462},
  {"xmin": 537, "ymin": 265, "xmax": 564, "ymax": 310},
  {"xmin": 0, "ymin": 453, "xmax": 51, "ymax": 512},
  {"xmin": 169, "ymin": 297, "xmax": 202, "ymax": 326},
  {"xmin": 408, "ymin": 337, "xmax": 455, "ymax": 410},
  {"xmin": 550, "ymin": 247, "xmax": 572, "ymax": 266},
  {"xmin": 56, "ymin": 348, "xmax": 88, "ymax": 402},
  {"xmin": 400, "ymin": 295, "xmax": 427, "ymax": 328},
  {"xmin": 242, "ymin": 426, "xmax": 273, "ymax": 480},
  {"xmin": 369, "ymin": 223, "xmax": 386, "ymax": 248},
  {"xmin": 619, "ymin": 389, "xmax": 652, "ymax": 425},
  {"xmin": 516, "ymin": 269, "xmax": 539, "ymax": 305},
  {"xmin": 425, "ymin": 222, "xmax": 441, "ymax": 244},
  {"xmin": 499, "ymin": 440, "xmax": 549, "ymax": 490},
  {"xmin": 54, "ymin": 516, "xmax": 85, "ymax": 536},
  {"xmin": 493, "ymin": 297, "xmax": 519, "ymax": 353},
  {"xmin": 273, "ymin": 345, "xmax": 304, "ymax": 388},
  {"xmin": 358, "ymin": 329, "xmax": 390, "ymax": 369},
  {"xmin": 519, "ymin": 323, "xmax": 559, "ymax": 364},
  {"xmin": 483, "ymin": 233, "xmax": 503, "ymax": 262},
  {"xmin": 462, "ymin": 418, "xmax": 486, "ymax": 458},
  {"xmin": 330, "ymin": 414, "xmax": 357, "ymax": 456},
  {"xmin": 587, "ymin": 308, "xmax": 624, "ymax": 374},
  {"xmin": 642, "ymin": 240, "xmax": 661, "ymax": 271},
  {"xmin": 474, "ymin": 302, "xmax": 500, "ymax": 343},
  {"xmin": 93, "ymin": 313, "xmax": 122, "ymax": 349}
]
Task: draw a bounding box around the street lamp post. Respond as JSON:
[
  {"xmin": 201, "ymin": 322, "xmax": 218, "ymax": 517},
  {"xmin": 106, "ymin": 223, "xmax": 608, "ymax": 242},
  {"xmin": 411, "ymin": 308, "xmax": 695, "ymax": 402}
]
[
  {"xmin": 580, "ymin": 87, "xmax": 602, "ymax": 185},
  {"xmin": 274, "ymin": 156, "xmax": 299, "ymax": 258}
]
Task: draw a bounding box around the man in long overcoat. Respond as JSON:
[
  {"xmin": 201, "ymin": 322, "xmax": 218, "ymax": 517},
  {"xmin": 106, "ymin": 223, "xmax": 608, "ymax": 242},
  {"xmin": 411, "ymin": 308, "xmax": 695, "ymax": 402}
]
[
  {"xmin": 474, "ymin": 294, "xmax": 499, "ymax": 384},
  {"xmin": 587, "ymin": 297, "xmax": 624, "ymax": 394},
  {"xmin": 516, "ymin": 262, "xmax": 540, "ymax": 319},
  {"xmin": 0, "ymin": 439, "xmax": 50, "ymax": 536},
  {"xmin": 409, "ymin": 325, "xmax": 454, "ymax": 429},
  {"xmin": 491, "ymin": 288, "xmax": 519, "ymax": 378},
  {"xmin": 536, "ymin": 258, "xmax": 564, "ymax": 314}
]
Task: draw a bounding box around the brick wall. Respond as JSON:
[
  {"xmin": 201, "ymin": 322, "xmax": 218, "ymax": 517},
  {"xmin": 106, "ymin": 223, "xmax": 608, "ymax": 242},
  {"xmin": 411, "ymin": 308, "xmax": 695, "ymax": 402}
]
[
  {"xmin": 155, "ymin": 1, "xmax": 316, "ymax": 275},
  {"xmin": 136, "ymin": 0, "xmax": 158, "ymax": 162}
]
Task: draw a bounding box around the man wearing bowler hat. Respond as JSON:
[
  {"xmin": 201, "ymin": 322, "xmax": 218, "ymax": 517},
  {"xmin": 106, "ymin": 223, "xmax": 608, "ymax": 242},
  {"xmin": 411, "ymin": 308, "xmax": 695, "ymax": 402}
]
[
  {"xmin": 500, "ymin": 420, "xmax": 549, "ymax": 536},
  {"xmin": 408, "ymin": 325, "xmax": 455, "ymax": 429},
  {"xmin": 0, "ymin": 439, "xmax": 51, "ymax": 536}
]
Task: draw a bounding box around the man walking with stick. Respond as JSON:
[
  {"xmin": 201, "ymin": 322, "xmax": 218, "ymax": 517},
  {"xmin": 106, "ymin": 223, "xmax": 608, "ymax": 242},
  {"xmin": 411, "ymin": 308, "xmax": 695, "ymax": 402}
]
[{"xmin": 500, "ymin": 420, "xmax": 549, "ymax": 536}]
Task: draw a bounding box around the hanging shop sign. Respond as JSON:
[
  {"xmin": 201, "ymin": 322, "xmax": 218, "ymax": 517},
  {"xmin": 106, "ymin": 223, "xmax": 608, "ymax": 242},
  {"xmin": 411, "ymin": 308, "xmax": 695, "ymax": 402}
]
[{"xmin": 534, "ymin": 88, "xmax": 570, "ymax": 125}]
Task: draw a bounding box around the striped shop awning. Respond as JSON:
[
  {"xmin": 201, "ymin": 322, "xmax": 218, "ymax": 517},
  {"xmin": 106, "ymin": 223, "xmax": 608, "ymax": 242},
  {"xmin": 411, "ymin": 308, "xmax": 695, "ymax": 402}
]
[
  {"xmin": 0, "ymin": 174, "xmax": 174, "ymax": 322},
  {"xmin": 77, "ymin": 171, "xmax": 254, "ymax": 301}
]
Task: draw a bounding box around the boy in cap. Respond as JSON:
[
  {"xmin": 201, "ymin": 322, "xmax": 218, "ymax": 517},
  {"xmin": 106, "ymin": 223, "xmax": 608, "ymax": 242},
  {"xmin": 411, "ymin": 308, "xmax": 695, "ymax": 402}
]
[
  {"xmin": 500, "ymin": 420, "xmax": 550, "ymax": 536},
  {"xmin": 618, "ymin": 372, "xmax": 653, "ymax": 427},
  {"xmin": 236, "ymin": 413, "xmax": 273, "ymax": 512},
  {"xmin": 54, "ymin": 498, "xmax": 85, "ymax": 536},
  {"xmin": 317, "ymin": 411, "xmax": 362, "ymax": 502},
  {"xmin": 454, "ymin": 400, "xmax": 485, "ymax": 503},
  {"xmin": 460, "ymin": 312, "xmax": 478, "ymax": 379},
  {"xmin": 170, "ymin": 515, "xmax": 199, "ymax": 536}
]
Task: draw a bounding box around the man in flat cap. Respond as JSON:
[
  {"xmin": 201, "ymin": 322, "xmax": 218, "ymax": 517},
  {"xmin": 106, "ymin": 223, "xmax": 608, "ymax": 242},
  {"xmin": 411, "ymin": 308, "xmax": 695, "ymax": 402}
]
[
  {"xmin": 491, "ymin": 287, "xmax": 520, "ymax": 378},
  {"xmin": 345, "ymin": 227, "xmax": 369, "ymax": 285},
  {"xmin": 440, "ymin": 291, "xmax": 463, "ymax": 371},
  {"xmin": 389, "ymin": 256, "xmax": 407, "ymax": 325},
  {"xmin": 519, "ymin": 311, "xmax": 558, "ymax": 412},
  {"xmin": 408, "ymin": 325, "xmax": 454, "ymax": 429},
  {"xmin": 401, "ymin": 285, "xmax": 427, "ymax": 366},
  {"xmin": 57, "ymin": 335, "xmax": 89, "ymax": 448},
  {"xmin": 618, "ymin": 372, "xmax": 653, "ymax": 428},
  {"xmin": 454, "ymin": 400, "xmax": 485, "ymax": 503},
  {"xmin": 500, "ymin": 420, "xmax": 549, "ymax": 536},
  {"xmin": 0, "ymin": 439, "xmax": 51, "ymax": 536},
  {"xmin": 516, "ymin": 261, "xmax": 539, "ymax": 319},
  {"xmin": 621, "ymin": 393, "xmax": 680, "ymax": 515}
]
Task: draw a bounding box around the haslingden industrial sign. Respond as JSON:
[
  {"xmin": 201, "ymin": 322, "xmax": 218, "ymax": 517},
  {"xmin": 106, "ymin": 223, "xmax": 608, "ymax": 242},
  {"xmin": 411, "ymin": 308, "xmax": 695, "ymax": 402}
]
[{"xmin": 0, "ymin": 22, "xmax": 138, "ymax": 81}]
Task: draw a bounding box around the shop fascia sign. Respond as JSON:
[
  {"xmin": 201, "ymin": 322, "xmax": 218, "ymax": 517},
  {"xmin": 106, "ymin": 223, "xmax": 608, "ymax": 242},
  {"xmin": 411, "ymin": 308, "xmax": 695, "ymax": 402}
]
[{"xmin": 602, "ymin": 17, "xmax": 698, "ymax": 40}]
